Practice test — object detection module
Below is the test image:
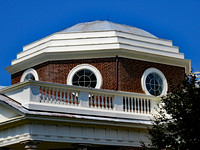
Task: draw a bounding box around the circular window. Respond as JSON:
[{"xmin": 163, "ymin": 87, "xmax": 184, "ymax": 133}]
[
  {"xmin": 24, "ymin": 73, "xmax": 36, "ymax": 81},
  {"xmin": 20, "ymin": 68, "xmax": 39, "ymax": 82},
  {"xmin": 141, "ymin": 68, "xmax": 167, "ymax": 96},
  {"xmin": 72, "ymin": 69, "xmax": 97, "ymax": 88},
  {"xmin": 67, "ymin": 64, "xmax": 102, "ymax": 89},
  {"xmin": 145, "ymin": 73, "xmax": 163, "ymax": 96}
]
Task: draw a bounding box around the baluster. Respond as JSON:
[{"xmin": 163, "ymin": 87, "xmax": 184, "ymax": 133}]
[
  {"xmin": 63, "ymin": 90, "xmax": 66, "ymax": 104},
  {"xmin": 94, "ymin": 94, "xmax": 97, "ymax": 108},
  {"xmin": 67, "ymin": 90, "xmax": 69, "ymax": 105},
  {"xmin": 60, "ymin": 89, "xmax": 63, "ymax": 104},
  {"xmin": 70, "ymin": 91, "xmax": 73, "ymax": 105},
  {"xmin": 51, "ymin": 88, "xmax": 55, "ymax": 103},
  {"xmin": 55, "ymin": 89, "xmax": 58, "ymax": 103},
  {"xmin": 97, "ymin": 95, "xmax": 100, "ymax": 108},
  {"xmin": 48, "ymin": 88, "xmax": 51, "ymax": 103},
  {"xmin": 44, "ymin": 87, "xmax": 47, "ymax": 102},
  {"xmin": 127, "ymin": 97, "xmax": 130, "ymax": 112},
  {"xmin": 40, "ymin": 86, "xmax": 44, "ymax": 102},
  {"xmin": 104, "ymin": 95, "xmax": 107, "ymax": 109},
  {"xmin": 104, "ymin": 95, "xmax": 106, "ymax": 109},
  {"xmin": 131, "ymin": 97, "xmax": 133, "ymax": 112},
  {"xmin": 76, "ymin": 92, "xmax": 79, "ymax": 105}
]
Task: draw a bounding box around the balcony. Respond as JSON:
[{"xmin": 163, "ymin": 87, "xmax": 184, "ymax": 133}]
[{"xmin": 0, "ymin": 81, "xmax": 160, "ymax": 121}]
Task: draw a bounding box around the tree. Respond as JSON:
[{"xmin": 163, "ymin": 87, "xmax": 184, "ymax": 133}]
[{"xmin": 146, "ymin": 74, "xmax": 200, "ymax": 149}]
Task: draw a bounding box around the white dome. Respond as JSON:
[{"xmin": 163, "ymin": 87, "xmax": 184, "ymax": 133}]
[{"xmin": 59, "ymin": 20, "xmax": 157, "ymax": 38}]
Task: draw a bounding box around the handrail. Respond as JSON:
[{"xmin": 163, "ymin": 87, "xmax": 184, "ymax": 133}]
[
  {"xmin": 0, "ymin": 80, "xmax": 159, "ymax": 100},
  {"xmin": 0, "ymin": 81, "xmax": 160, "ymax": 117}
]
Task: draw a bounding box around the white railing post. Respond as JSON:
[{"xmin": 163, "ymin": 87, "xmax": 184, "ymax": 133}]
[
  {"xmin": 113, "ymin": 95, "xmax": 123, "ymax": 112},
  {"xmin": 5, "ymin": 84, "xmax": 40, "ymax": 108},
  {"xmin": 29, "ymin": 85, "xmax": 40, "ymax": 103},
  {"xmin": 79, "ymin": 91, "xmax": 89, "ymax": 108}
]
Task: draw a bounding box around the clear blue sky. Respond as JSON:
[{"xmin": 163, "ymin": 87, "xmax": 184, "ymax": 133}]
[{"xmin": 0, "ymin": 0, "xmax": 200, "ymax": 86}]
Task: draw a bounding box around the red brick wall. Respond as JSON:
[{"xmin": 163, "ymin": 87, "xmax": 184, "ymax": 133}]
[
  {"xmin": 11, "ymin": 57, "xmax": 185, "ymax": 93},
  {"xmin": 11, "ymin": 58, "xmax": 117, "ymax": 91},
  {"xmin": 118, "ymin": 57, "xmax": 185, "ymax": 93}
]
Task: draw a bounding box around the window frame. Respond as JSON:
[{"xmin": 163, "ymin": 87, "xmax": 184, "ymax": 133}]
[
  {"xmin": 20, "ymin": 68, "xmax": 39, "ymax": 82},
  {"xmin": 67, "ymin": 64, "xmax": 103, "ymax": 89},
  {"xmin": 141, "ymin": 68, "xmax": 168, "ymax": 96}
]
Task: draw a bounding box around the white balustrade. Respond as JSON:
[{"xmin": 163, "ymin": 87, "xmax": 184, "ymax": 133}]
[
  {"xmin": 39, "ymin": 86, "xmax": 79, "ymax": 106},
  {"xmin": 123, "ymin": 96, "xmax": 151, "ymax": 114},
  {"xmin": 0, "ymin": 81, "xmax": 159, "ymax": 116},
  {"xmin": 89, "ymin": 93, "xmax": 113, "ymax": 110}
]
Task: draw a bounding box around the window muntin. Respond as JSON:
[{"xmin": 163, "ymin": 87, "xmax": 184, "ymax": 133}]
[
  {"xmin": 145, "ymin": 73, "xmax": 163, "ymax": 96},
  {"xmin": 141, "ymin": 68, "xmax": 167, "ymax": 96},
  {"xmin": 72, "ymin": 69, "xmax": 97, "ymax": 88},
  {"xmin": 67, "ymin": 64, "xmax": 102, "ymax": 89}
]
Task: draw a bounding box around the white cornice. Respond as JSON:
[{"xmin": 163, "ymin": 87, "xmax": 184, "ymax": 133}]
[
  {"xmin": 6, "ymin": 30, "xmax": 190, "ymax": 74},
  {"xmin": 6, "ymin": 49, "xmax": 191, "ymax": 75},
  {"xmin": 12, "ymin": 30, "xmax": 180, "ymax": 64}
]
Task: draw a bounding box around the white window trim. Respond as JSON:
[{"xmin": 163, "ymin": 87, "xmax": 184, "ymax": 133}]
[
  {"xmin": 141, "ymin": 68, "xmax": 168, "ymax": 96},
  {"xmin": 67, "ymin": 64, "xmax": 103, "ymax": 89},
  {"xmin": 20, "ymin": 68, "xmax": 39, "ymax": 82}
]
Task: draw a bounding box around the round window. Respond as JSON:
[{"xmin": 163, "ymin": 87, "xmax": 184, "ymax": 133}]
[
  {"xmin": 20, "ymin": 68, "xmax": 39, "ymax": 82},
  {"xmin": 24, "ymin": 73, "xmax": 35, "ymax": 81},
  {"xmin": 141, "ymin": 68, "xmax": 167, "ymax": 96},
  {"xmin": 145, "ymin": 73, "xmax": 163, "ymax": 96},
  {"xmin": 72, "ymin": 69, "xmax": 97, "ymax": 88},
  {"xmin": 67, "ymin": 64, "xmax": 102, "ymax": 89}
]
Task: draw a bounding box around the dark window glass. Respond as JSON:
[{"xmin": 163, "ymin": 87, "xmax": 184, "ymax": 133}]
[
  {"xmin": 72, "ymin": 69, "xmax": 97, "ymax": 88},
  {"xmin": 24, "ymin": 73, "xmax": 35, "ymax": 81},
  {"xmin": 145, "ymin": 73, "xmax": 163, "ymax": 96}
]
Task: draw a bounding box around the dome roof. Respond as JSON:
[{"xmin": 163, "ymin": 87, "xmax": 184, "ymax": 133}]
[{"xmin": 59, "ymin": 20, "xmax": 156, "ymax": 38}]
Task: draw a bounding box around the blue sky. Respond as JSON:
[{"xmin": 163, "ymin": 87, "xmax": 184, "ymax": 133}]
[{"xmin": 0, "ymin": 0, "xmax": 200, "ymax": 86}]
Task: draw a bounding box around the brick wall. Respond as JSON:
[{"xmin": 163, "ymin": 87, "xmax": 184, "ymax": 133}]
[
  {"xmin": 11, "ymin": 57, "xmax": 185, "ymax": 93},
  {"xmin": 11, "ymin": 58, "xmax": 117, "ymax": 90},
  {"xmin": 118, "ymin": 57, "xmax": 185, "ymax": 93}
]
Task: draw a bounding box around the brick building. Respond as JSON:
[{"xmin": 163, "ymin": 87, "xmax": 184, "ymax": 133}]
[{"xmin": 0, "ymin": 21, "xmax": 191, "ymax": 149}]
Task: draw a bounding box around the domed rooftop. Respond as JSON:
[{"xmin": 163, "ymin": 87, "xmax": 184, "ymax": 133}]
[{"xmin": 59, "ymin": 20, "xmax": 157, "ymax": 38}]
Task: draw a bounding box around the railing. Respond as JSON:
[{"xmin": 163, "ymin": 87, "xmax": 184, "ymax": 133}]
[
  {"xmin": 123, "ymin": 96, "xmax": 151, "ymax": 114},
  {"xmin": 40, "ymin": 86, "xmax": 79, "ymax": 106},
  {"xmin": 0, "ymin": 81, "xmax": 160, "ymax": 118},
  {"xmin": 89, "ymin": 93, "xmax": 113, "ymax": 110}
]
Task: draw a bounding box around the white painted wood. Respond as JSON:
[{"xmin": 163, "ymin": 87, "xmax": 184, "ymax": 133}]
[
  {"xmin": 0, "ymin": 104, "xmax": 20, "ymax": 122},
  {"xmin": 114, "ymin": 95, "xmax": 123, "ymax": 112},
  {"xmin": 79, "ymin": 91, "xmax": 89, "ymax": 108},
  {"xmin": 1, "ymin": 81, "xmax": 159, "ymax": 120}
]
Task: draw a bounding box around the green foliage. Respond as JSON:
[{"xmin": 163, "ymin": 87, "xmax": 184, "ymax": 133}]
[{"xmin": 147, "ymin": 74, "xmax": 200, "ymax": 149}]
